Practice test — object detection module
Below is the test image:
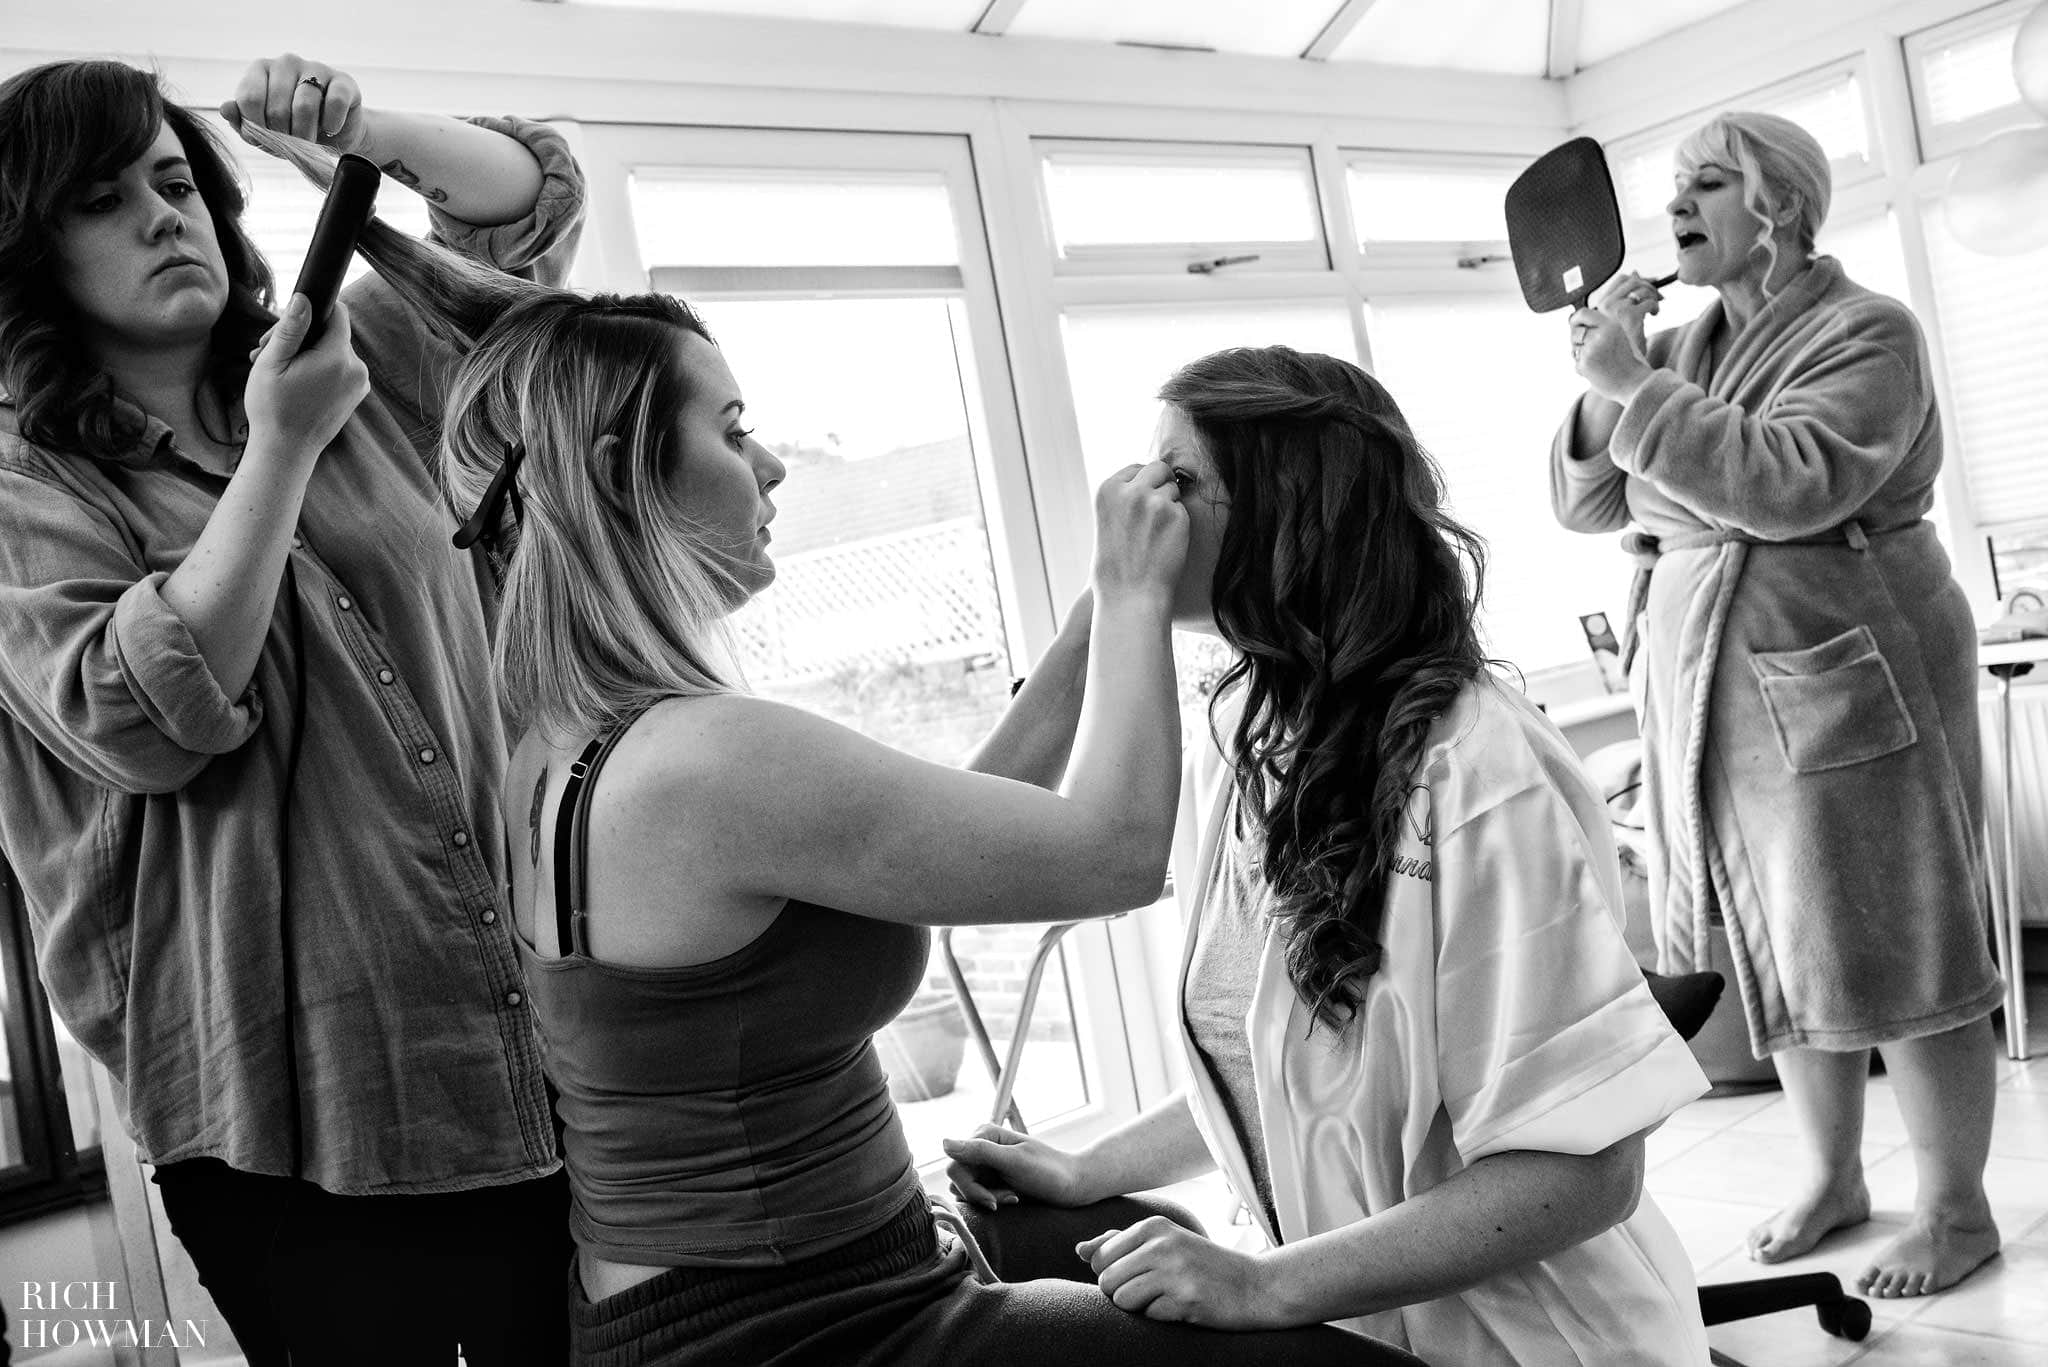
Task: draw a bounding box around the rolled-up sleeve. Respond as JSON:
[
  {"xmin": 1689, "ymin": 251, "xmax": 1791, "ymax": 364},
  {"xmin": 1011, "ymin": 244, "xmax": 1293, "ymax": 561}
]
[
  {"xmin": 0, "ymin": 459, "xmax": 259, "ymax": 794},
  {"xmin": 345, "ymin": 115, "xmax": 589, "ymax": 459},
  {"xmin": 424, "ymin": 116, "xmax": 587, "ymax": 285},
  {"xmin": 1433, "ymin": 782, "xmax": 1708, "ymax": 1163}
]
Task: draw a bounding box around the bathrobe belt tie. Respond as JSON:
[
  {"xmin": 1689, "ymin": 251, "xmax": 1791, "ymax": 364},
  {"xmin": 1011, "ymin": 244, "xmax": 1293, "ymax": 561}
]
[{"xmin": 1616, "ymin": 517, "xmax": 1913, "ymax": 674}]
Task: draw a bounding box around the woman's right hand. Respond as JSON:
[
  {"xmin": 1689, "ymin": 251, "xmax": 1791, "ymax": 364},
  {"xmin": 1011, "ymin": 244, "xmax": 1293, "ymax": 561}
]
[
  {"xmin": 243, "ymin": 293, "xmax": 371, "ymax": 469},
  {"xmin": 1588, "ymin": 270, "xmax": 1662, "ymax": 361},
  {"xmin": 1090, "ymin": 459, "xmax": 1188, "ymax": 605},
  {"xmin": 943, "ymin": 1123, "xmax": 1088, "ymax": 1211}
]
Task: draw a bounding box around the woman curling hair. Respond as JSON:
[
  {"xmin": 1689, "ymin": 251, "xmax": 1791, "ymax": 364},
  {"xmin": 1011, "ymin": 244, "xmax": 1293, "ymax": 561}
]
[
  {"xmin": 432, "ymin": 291, "xmax": 1422, "ymax": 1366},
  {"xmin": 946, "ymin": 345, "xmax": 1715, "ymax": 1366},
  {"xmin": 0, "ymin": 54, "xmax": 582, "ymax": 1364}
]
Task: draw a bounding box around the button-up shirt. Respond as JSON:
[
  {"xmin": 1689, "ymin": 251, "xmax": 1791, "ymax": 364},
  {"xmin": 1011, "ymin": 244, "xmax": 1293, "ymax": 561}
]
[{"xmin": 0, "ymin": 117, "xmax": 584, "ymax": 1195}]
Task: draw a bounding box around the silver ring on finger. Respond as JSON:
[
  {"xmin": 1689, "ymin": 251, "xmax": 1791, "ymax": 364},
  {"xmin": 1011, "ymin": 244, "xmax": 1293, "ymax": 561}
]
[{"xmin": 300, "ymin": 75, "xmax": 326, "ymax": 91}]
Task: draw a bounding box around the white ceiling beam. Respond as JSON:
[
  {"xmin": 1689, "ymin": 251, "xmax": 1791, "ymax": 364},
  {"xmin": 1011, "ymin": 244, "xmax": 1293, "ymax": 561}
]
[
  {"xmin": 1546, "ymin": 0, "xmax": 1584, "ymax": 80},
  {"xmin": 1302, "ymin": 0, "xmax": 1385, "ymax": 62},
  {"xmin": 973, "ymin": 0, "xmax": 1031, "ymax": 37},
  {"xmin": 2, "ymin": 0, "xmax": 1565, "ymax": 129}
]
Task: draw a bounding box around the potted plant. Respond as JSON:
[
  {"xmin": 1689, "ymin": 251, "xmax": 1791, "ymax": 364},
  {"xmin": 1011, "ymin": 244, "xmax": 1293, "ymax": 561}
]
[{"xmin": 877, "ymin": 985, "xmax": 968, "ymax": 1103}]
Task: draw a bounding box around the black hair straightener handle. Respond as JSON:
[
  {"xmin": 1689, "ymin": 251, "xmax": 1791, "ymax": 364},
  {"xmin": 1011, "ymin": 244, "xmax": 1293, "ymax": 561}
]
[{"xmin": 291, "ymin": 152, "xmax": 381, "ymax": 346}]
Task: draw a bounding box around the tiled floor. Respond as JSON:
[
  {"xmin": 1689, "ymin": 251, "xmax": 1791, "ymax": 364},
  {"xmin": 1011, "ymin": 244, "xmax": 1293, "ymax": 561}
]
[{"xmin": 1654, "ymin": 976, "xmax": 2048, "ymax": 1367}]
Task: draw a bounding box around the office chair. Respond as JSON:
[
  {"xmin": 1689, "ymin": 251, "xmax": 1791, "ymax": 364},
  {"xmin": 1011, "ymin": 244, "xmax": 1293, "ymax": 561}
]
[{"xmin": 1642, "ymin": 970, "xmax": 1875, "ymax": 1365}]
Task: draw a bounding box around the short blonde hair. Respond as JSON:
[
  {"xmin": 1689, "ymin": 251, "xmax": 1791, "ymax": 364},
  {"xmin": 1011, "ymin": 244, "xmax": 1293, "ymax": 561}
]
[
  {"xmin": 1676, "ymin": 111, "xmax": 1832, "ymax": 293},
  {"xmin": 439, "ymin": 293, "xmax": 743, "ymax": 740}
]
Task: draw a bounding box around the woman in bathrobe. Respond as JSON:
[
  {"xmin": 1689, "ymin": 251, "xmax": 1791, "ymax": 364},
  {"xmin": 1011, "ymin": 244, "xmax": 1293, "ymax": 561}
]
[
  {"xmin": 946, "ymin": 344, "xmax": 1715, "ymax": 1367},
  {"xmin": 1551, "ymin": 111, "xmax": 2003, "ymax": 1298}
]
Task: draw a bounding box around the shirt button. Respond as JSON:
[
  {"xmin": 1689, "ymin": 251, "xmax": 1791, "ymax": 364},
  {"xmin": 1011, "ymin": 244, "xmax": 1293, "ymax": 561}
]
[
  {"xmin": 418, "ymin": 747, "xmax": 436, "ymax": 764},
  {"xmin": 336, "ymin": 595, "xmax": 353, "ymax": 612},
  {"xmin": 453, "ymin": 830, "xmax": 470, "ymax": 847},
  {"xmin": 481, "ymin": 909, "xmax": 498, "ymax": 925},
  {"xmin": 290, "ymin": 534, "xmax": 303, "ymax": 549},
  {"xmin": 377, "ymin": 668, "xmax": 395, "ymax": 685},
  {"xmin": 505, "ymin": 991, "xmax": 523, "ymax": 1007}
]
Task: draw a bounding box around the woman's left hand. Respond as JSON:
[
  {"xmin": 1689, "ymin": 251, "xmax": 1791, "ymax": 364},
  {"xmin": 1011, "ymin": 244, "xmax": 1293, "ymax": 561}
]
[
  {"xmin": 221, "ymin": 54, "xmax": 367, "ymax": 152},
  {"xmin": 1570, "ymin": 307, "xmax": 1657, "ymax": 407},
  {"xmin": 1077, "ymin": 1217, "xmax": 1287, "ymax": 1330}
]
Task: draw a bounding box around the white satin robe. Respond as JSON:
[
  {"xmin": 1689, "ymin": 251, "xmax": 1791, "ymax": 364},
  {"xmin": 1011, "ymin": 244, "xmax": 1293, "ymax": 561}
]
[{"xmin": 1173, "ymin": 677, "xmax": 1713, "ymax": 1366}]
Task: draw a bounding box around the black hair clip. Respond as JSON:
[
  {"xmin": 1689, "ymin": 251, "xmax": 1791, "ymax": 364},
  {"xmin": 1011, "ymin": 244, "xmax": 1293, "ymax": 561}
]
[{"xmin": 452, "ymin": 443, "xmax": 525, "ymax": 551}]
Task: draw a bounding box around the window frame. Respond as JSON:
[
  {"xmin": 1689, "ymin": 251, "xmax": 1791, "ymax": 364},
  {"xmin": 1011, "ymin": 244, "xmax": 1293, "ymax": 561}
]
[
  {"xmin": 1604, "ymin": 57, "xmax": 1885, "ymax": 253},
  {"xmin": 1036, "ymin": 131, "xmax": 1637, "ymax": 722},
  {"xmin": 572, "ymin": 120, "xmax": 1141, "ymax": 1152},
  {"xmin": 1903, "ymin": 0, "xmax": 2042, "ymax": 163},
  {"xmin": 0, "ymin": 857, "xmax": 106, "ymax": 1228},
  {"xmin": 1032, "ymin": 138, "xmax": 1333, "ymax": 277},
  {"xmin": 1339, "ymin": 147, "xmax": 1526, "ymax": 269}
]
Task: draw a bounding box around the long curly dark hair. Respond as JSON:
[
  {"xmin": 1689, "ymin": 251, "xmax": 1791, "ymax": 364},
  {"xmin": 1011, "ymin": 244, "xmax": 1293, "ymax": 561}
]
[
  {"xmin": 1159, "ymin": 345, "xmax": 1489, "ymax": 1034},
  {"xmin": 0, "ymin": 61, "xmax": 275, "ymax": 457}
]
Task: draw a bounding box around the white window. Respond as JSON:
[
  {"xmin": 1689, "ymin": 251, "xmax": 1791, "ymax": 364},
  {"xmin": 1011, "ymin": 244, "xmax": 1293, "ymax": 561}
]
[
  {"xmin": 200, "ymin": 113, "xmax": 434, "ymax": 300},
  {"xmin": 585, "ymin": 124, "xmax": 1130, "ymax": 1159},
  {"xmin": 1036, "ymin": 141, "xmax": 1328, "ymax": 274},
  {"xmin": 1608, "ymin": 64, "xmax": 1878, "ymax": 248},
  {"xmin": 1057, "ymin": 299, "xmax": 1359, "ymax": 779},
  {"xmin": 1338, "ymin": 154, "xmax": 1640, "ymax": 680},
  {"xmin": 1060, "ymin": 300, "xmax": 1359, "ymax": 485},
  {"xmin": 1043, "ymin": 137, "xmax": 1641, "ymax": 689},
  {"xmin": 1906, "ymin": 0, "xmax": 2042, "ymax": 161},
  {"xmin": 1362, "ymin": 294, "xmax": 1620, "ymax": 675},
  {"xmin": 1919, "ymin": 197, "xmax": 2048, "ymax": 533},
  {"xmin": 1345, "ymin": 153, "xmax": 1518, "ymax": 254}
]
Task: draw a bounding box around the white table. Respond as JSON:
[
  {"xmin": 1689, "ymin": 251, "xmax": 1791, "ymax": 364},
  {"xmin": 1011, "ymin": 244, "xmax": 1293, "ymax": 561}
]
[{"xmin": 1981, "ymin": 635, "xmax": 2048, "ymax": 1061}]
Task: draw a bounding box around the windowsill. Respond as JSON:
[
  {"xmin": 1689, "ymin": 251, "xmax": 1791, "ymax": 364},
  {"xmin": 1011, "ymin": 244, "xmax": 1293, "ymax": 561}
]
[{"xmin": 1546, "ymin": 690, "xmax": 1637, "ymax": 729}]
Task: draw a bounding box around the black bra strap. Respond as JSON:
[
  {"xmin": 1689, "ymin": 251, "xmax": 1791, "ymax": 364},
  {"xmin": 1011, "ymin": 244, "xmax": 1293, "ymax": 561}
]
[{"xmin": 551, "ymin": 719, "xmax": 640, "ymax": 957}]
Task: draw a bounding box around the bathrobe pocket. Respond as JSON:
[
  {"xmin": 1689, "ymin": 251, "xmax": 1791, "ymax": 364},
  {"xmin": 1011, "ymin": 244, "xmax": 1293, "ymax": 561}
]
[{"xmin": 1749, "ymin": 625, "xmax": 1918, "ymax": 773}]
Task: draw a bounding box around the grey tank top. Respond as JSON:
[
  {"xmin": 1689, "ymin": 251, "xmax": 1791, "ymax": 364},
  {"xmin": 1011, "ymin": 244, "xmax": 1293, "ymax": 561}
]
[
  {"xmin": 513, "ymin": 718, "xmax": 928, "ymax": 1267},
  {"xmin": 1184, "ymin": 797, "xmax": 1281, "ymax": 1233}
]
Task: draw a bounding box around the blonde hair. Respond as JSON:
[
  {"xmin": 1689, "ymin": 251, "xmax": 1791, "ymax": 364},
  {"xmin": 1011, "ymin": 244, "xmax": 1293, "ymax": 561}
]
[
  {"xmin": 1676, "ymin": 111, "xmax": 1832, "ymax": 295},
  {"xmin": 244, "ymin": 122, "xmax": 744, "ymax": 737},
  {"xmin": 440, "ymin": 293, "xmax": 744, "ymax": 740}
]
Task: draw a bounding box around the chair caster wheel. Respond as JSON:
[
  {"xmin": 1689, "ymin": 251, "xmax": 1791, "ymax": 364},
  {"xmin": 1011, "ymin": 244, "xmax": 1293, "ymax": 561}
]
[{"xmin": 1816, "ymin": 1297, "xmax": 1872, "ymax": 1341}]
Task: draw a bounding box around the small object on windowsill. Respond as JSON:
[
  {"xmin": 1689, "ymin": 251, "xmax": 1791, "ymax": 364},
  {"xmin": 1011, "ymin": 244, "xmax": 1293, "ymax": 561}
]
[
  {"xmin": 1187, "ymin": 253, "xmax": 1261, "ymax": 275},
  {"xmin": 1457, "ymin": 253, "xmax": 1514, "ymax": 269},
  {"xmin": 1579, "ymin": 611, "xmax": 1628, "ymax": 694},
  {"xmin": 1981, "ymin": 595, "xmax": 2048, "ymax": 645},
  {"xmin": 1980, "ymin": 596, "xmax": 2048, "ymax": 678},
  {"xmin": 1546, "ymin": 691, "xmax": 1637, "ymax": 729}
]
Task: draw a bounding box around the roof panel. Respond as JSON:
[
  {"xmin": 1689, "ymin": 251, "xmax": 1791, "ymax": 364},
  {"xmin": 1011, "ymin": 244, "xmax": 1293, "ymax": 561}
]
[
  {"xmin": 1576, "ymin": 0, "xmax": 1750, "ymax": 69},
  {"xmin": 1003, "ymin": 0, "xmax": 1341, "ymax": 57},
  {"xmin": 1328, "ymin": 0, "xmax": 1548, "ymax": 75},
  {"xmin": 562, "ymin": 0, "xmax": 991, "ymax": 31}
]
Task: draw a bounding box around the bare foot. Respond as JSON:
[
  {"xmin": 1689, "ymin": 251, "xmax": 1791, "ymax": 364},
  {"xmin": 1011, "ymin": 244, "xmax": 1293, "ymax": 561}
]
[
  {"xmin": 1855, "ymin": 1212, "xmax": 2001, "ymax": 1298},
  {"xmin": 1747, "ymin": 1178, "xmax": 1871, "ymax": 1264}
]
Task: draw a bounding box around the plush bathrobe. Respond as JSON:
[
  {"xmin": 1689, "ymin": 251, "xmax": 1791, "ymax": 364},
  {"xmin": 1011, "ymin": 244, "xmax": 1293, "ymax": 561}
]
[{"xmin": 1550, "ymin": 256, "xmax": 2002, "ymax": 1056}]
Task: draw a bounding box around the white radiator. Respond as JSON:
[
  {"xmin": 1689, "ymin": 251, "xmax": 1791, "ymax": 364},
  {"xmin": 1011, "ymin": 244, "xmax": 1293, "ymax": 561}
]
[{"xmin": 1980, "ymin": 676, "xmax": 2048, "ymax": 926}]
